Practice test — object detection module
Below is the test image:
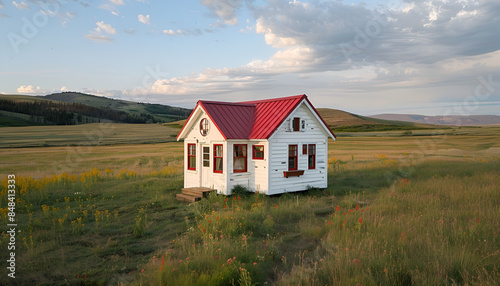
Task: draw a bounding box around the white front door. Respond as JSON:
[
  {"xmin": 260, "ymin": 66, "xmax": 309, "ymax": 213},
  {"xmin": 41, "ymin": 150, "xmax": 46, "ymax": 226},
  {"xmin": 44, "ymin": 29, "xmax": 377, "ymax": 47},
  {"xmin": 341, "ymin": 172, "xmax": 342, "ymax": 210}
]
[{"xmin": 201, "ymin": 144, "xmax": 210, "ymax": 187}]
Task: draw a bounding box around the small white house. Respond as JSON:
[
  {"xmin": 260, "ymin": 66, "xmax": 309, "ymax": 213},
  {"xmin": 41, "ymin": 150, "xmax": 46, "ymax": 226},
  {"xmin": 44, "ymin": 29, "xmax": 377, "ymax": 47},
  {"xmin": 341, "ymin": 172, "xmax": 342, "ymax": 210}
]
[{"xmin": 176, "ymin": 94, "xmax": 336, "ymax": 195}]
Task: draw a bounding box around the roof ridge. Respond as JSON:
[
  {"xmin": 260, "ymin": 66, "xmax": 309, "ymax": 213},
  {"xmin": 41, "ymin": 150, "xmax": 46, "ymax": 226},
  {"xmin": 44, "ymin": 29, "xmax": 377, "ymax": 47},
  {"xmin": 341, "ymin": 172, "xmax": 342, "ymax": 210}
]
[
  {"xmin": 241, "ymin": 94, "xmax": 306, "ymax": 104},
  {"xmin": 199, "ymin": 100, "xmax": 256, "ymax": 107}
]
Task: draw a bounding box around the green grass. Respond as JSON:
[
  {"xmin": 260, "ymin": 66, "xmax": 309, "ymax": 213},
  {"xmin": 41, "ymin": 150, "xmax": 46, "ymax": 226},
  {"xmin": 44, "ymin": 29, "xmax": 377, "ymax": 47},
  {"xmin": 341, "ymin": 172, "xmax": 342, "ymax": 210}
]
[
  {"xmin": 0, "ymin": 123, "xmax": 180, "ymax": 148},
  {"xmin": 0, "ymin": 126, "xmax": 499, "ymax": 285}
]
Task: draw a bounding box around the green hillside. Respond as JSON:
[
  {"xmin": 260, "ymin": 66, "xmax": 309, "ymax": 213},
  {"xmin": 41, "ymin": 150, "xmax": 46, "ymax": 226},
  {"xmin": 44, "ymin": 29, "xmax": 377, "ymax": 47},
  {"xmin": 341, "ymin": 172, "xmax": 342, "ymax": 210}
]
[
  {"xmin": 316, "ymin": 108, "xmax": 442, "ymax": 132},
  {"xmin": 43, "ymin": 92, "xmax": 190, "ymax": 121},
  {"xmin": 0, "ymin": 93, "xmax": 191, "ymax": 127}
]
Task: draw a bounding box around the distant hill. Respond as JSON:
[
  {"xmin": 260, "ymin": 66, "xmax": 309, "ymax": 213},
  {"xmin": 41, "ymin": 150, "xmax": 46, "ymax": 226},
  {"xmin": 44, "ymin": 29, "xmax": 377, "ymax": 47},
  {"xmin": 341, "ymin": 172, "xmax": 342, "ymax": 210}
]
[
  {"xmin": 316, "ymin": 108, "xmax": 439, "ymax": 132},
  {"xmin": 0, "ymin": 92, "xmax": 191, "ymax": 127},
  {"xmin": 370, "ymin": 114, "xmax": 500, "ymax": 126}
]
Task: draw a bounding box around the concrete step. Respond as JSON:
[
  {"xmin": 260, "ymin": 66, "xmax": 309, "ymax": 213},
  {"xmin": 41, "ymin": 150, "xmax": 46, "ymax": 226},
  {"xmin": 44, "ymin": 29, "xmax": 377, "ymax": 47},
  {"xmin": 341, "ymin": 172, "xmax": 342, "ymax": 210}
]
[{"xmin": 176, "ymin": 193, "xmax": 201, "ymax": 203}]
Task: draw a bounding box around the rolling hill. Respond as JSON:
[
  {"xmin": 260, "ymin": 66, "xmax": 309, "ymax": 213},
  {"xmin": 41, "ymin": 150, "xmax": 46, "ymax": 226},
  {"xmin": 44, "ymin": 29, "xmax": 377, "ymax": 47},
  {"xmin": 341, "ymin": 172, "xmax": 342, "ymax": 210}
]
[
  {"xmin": 370, "ymin": 113, "xmax": 500, "ymax": 126},
  {"xmin": 316, "ymin": 108, "xmax": 439, "ymax": 132},
  {"xmin": 0, "ymin": 92, "xmax": 191, "ymax": 127}
]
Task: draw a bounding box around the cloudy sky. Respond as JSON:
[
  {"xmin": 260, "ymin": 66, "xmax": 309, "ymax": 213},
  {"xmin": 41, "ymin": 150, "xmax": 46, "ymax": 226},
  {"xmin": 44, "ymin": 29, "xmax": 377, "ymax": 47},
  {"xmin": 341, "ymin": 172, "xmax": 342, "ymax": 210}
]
[{"xmin": 1, "ymin": 0, "xmax": 499, "ymax": 116}]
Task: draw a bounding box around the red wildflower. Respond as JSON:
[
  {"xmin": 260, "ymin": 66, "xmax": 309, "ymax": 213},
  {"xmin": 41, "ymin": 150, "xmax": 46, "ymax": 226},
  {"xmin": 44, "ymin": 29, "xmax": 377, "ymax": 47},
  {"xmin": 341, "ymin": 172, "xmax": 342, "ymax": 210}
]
[
  {"xmin": 202, "ymin": 228, "xmax": 206, "ymax": 233},
  {"xmin": 353, "ymin": 258, "xmax": 361, "ymax": 267},
  {"xmin": 356, "ymin": 205, "xmax": 359, "ymax": 210},
  {"xmin": 328, "ymin": 221, "xmax": 331, "ymax": 224},
  {"xmin": 336, "ymin": 205, "xmax": 340, "ymax": 211},
  {"xmin": 217, "ymin": 216, "xmax": 219, "ymax": 220},
  {"xmin": 209, "ymin": 220, "xmax": 211, "ymax": 223},
  {"xmin": 358, "ymin": 218, "xmax": 362, "ymax": 224}
]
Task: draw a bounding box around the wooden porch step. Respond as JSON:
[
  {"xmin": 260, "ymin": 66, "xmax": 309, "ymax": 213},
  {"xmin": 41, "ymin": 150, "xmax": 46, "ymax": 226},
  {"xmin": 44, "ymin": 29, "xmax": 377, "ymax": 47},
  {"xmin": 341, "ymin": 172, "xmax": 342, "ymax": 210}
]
[
  {"xmin": 176, "ymin": 187, "xmax": 216, "ymax": 202},
  {"xmin": 176, "ymin": 193, "xmax": 201, "ymax": 203},
  {"xmin": 181, "ymin": 187, "xmax": 216, "ymax": 197}
]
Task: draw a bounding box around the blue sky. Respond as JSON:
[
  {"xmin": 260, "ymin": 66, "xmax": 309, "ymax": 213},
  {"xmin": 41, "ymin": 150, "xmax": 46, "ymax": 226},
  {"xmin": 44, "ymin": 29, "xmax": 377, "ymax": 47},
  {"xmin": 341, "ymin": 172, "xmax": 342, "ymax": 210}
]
[{"xmin": 1, "ymin": 0, "xmax": 499, "ymax": 116}]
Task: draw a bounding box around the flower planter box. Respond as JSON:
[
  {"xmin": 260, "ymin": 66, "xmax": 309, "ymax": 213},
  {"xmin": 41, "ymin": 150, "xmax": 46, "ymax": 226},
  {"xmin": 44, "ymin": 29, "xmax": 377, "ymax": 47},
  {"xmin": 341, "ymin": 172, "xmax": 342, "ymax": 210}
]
[{"xmin": 283, "ymin": 170, "xmax": 304, "ymax": 178}]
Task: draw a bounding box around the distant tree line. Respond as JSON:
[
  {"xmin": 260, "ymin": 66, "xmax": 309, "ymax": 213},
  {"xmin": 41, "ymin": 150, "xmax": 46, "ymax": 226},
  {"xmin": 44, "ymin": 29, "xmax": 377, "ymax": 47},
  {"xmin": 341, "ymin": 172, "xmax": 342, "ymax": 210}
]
[{"xmin": 0, "ymin": 99, "xmax": 167, "ymax": 125}]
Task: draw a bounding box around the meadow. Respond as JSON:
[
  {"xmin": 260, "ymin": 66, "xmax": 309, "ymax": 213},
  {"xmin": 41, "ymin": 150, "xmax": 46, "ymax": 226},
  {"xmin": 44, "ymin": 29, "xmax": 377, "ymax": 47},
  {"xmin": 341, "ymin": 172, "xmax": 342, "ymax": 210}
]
[{"xmin": 0, "ymin": 126, "xmax": 499, "ymax": 285}]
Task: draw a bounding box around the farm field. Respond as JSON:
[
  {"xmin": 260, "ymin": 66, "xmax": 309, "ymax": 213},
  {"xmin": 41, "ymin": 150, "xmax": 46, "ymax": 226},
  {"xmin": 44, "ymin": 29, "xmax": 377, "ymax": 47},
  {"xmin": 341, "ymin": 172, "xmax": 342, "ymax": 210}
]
[{"xmin": 0, "ymin": 125, "xmax": 499, "ymax": 285}]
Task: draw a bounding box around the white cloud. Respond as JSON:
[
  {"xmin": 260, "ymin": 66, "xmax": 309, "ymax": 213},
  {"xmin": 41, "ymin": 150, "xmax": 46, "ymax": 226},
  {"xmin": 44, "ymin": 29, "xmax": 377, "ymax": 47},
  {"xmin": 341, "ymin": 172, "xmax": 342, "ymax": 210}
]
[
  {"xmin": 84, "ymin": 34, "xmax": 113, "ymax": 43},
  {"xmin": 124, "ymin": 28, "xmax": 136, "ymax": 34},
  {"xmin": 138, "ymin": 14, "xmax": 150, "ymax": 25},
  {"xmin": 162, "ymin": 29, "xmax": 176, "ymax": 36},
  {"xmin": 111, "ymin": 11, "xmax": 119, "ymax": 16},
  {"xmin": 12, "ymin": 1, "xmax": 29, "ymax": 10},
  {"xmin": 60, "ymin": 86, "xmax": 67, "ymax": 91},
  {"xmin": 17, "ymin": 85, "xmax": 45, "ymax": 94},
  {"xmin": 201, "ymin": 0, "xmax": 243, "ymax": 25},
  {"xmin": 94, "ymin": 21, "xmax": 116, "ymax": 34},
  {"xmin": 110, "ymin": 0, "xmax": 124, "ymax": 5}
]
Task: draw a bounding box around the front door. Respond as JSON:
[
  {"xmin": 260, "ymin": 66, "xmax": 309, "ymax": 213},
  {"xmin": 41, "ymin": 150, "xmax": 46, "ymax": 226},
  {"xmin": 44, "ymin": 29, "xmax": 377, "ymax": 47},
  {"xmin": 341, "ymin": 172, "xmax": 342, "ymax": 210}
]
[{"xmin": 201, "ymin": 145, "xmax": 210, "ymax": 187}]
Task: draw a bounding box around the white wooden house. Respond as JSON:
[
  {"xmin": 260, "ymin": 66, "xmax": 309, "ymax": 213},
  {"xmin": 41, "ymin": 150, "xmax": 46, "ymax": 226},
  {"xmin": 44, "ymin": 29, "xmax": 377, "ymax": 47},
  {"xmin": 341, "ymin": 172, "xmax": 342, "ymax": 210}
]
[{"xmin": 176, "ymin": 94, "xmax": 336, "ymax": 196}]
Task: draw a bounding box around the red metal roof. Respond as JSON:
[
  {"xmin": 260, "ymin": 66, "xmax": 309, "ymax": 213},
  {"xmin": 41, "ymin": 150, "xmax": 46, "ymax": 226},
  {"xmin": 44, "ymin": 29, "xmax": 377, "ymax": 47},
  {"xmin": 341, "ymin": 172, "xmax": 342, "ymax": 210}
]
[
  {"xmin": 242, "ymin": 94, "xmax": 306, "ymax": 139},
  {"xmin": 177, "ymin": 94, "xmax": 335, "ymax": 140}
]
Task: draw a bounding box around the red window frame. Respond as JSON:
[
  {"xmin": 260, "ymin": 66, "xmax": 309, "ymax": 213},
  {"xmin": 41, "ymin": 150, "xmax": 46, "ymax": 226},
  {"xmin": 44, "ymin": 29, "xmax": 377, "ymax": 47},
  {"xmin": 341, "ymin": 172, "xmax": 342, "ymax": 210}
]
[
  {"xmin": 213, "ymin": 144, "xmax": 223, "ymax": 173},
  {"xmin": 187, "ymin": 143, "xmax": 196, "ymax": 170},
  {"xmin": 308, "ymin": 144, "xmax": 316, "ymax": 169},
  {"xmin": 252, "ymin": 145, "xmax": 264, "ymax": 160},
  {"xmin": 293, "ymin": 117, "xmax": 300, "ymax": 131},
  {"xmin": 302, "ymin": 144, "xmax": 307, "ymax": 155},
  {"xmin": 288, "ymin": 145, "xmax": 298, "ymax": 171},
  {"xmin": 233, "ymin": 144, "xmax": 247, "ymax": 173}
]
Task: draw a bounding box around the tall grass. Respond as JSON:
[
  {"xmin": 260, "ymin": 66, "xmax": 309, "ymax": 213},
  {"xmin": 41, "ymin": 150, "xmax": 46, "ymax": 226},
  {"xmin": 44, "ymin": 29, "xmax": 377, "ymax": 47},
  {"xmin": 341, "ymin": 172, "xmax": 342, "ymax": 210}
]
[
  {"xmin": 278, "ymin": 160, "xmax": 500, "ymax": 285},
  {"xmin": 0, "ymin": 136, "xmax": 499, "ymax": 285}
]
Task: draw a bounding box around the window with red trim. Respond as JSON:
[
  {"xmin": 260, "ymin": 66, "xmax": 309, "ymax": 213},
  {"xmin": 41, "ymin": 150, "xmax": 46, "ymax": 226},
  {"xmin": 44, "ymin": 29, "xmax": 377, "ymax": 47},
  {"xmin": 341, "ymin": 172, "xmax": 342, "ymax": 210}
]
[
  {"xmin": 253, "ymin": 145, "xmax": 264, "ymax": 160},
  {"xmin": 288, "ymin": 145, "xmax": 298, "ymax": 171},
  {"xmin": 308, "ymin": 144, "xmax": 316, "ymax": 169},
  {"xmin": 233, "ymin": 144, "xmax": 247, "ymax": 173},
  {"xmin": 187, "ymin": 144, "xmax": 196, "ymax": 170},
  {"xmin": 302, "ymin": 144, "xmax": 307, "ymax": 155},
  {"xmin": 214, "ymin": 144, "xmax": 223, "ymax": 173}
]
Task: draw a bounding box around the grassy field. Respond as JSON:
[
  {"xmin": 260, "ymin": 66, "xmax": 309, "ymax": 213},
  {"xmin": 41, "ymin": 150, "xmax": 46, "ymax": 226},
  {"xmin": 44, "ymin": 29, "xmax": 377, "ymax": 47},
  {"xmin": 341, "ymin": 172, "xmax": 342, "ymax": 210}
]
[
  {"xmin": 0, "ymin": 125, "xmax": 499, "ymax": 285},
  {"xmin": 0, "ymin": 123, "xmax": 180, "ymax": 148}
]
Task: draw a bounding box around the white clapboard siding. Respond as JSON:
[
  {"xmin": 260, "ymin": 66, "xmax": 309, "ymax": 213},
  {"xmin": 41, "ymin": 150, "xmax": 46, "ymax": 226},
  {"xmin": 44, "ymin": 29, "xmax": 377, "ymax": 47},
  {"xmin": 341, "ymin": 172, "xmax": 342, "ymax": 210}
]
[
  {"xmin": 268, "ymin": 103, "xmax": 329, "ymax": 194},
  {"xmin": 183, "ymin": 110, "xmax": 228, "ymax": 193}
]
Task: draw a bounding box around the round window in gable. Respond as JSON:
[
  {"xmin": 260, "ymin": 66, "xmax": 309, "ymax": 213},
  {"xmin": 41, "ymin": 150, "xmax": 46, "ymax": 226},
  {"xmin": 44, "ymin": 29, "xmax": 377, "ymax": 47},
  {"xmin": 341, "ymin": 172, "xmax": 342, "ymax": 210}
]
[{"xmin": 200, "ymin": 118, "xmax": 209, "ymax": 136}]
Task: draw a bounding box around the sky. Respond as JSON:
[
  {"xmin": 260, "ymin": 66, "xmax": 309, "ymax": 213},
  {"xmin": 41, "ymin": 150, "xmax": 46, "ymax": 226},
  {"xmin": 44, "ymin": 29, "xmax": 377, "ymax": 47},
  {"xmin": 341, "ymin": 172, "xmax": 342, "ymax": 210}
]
[{"xmin": 1, "ymin": 0, "xmax": 499, "ymax": 116}]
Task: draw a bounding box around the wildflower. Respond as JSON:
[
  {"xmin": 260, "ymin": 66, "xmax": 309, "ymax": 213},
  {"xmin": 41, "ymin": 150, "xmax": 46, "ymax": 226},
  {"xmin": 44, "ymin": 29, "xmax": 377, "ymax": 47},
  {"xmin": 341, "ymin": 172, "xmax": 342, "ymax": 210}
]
[
  {"xmin": 336, "ymin": 205, "xmax": 340, "ymax": 211},
  {"xmin": 356, "ymin": 205, "xmax": 359, "ymax": 210},
  {"xmin": 327, "ymin": 222, "xmax": 331, "ymax": 224},
  {"xmin": 217, "ymin": 216, "xmax": 219, "ymax": 220},
  {"xmin": 358, "ymin": 218, "xmax": 362, "ymax": 224},
  {"xmin": 253, "ymin": 262, "xmax": 257, "ymax": 265}
]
